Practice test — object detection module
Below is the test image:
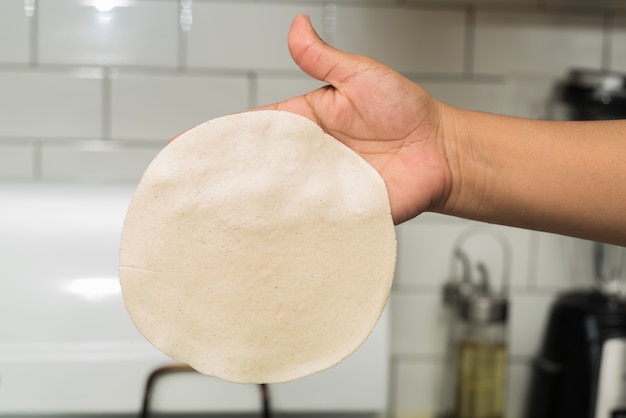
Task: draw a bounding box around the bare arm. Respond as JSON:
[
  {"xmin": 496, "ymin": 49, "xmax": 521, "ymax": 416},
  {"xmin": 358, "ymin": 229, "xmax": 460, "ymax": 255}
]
[{"xmin": 440, "ymin": 109, "xmax": 626, "ymax": 244}]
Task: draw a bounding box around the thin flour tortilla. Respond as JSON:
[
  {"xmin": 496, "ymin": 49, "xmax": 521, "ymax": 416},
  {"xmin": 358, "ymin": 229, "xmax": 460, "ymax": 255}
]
[{"xmin": 119, "ymin": 110, "xmax": 396, "ymax": 384}]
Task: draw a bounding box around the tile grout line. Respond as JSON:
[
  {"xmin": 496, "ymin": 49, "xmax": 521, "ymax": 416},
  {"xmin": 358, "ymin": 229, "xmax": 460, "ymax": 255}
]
[
  {"xmin": 27, "ymin": 1, "xmax": 41, "ymax": 178},
  {"xmin": 387, "ymin": 355, "xmax": 398, "ymax": 418},
  {"xmin": 463, "ymin": 4, "xmax": 476, "ymax": 78},
  {"xmin": 177, "ymin": 29, "xmax": 187, "ymax": 71},
  {"xmin": 323, "ymin": 1, "xmax": 337, "ymax": 46},
  {"xmin": 248, "ymin": 71, "xmax": 259, "ymax": 109},
  {"xmin": 28, "ymin": 0, "xmax": 38, "ymax": 67},
  {"xmin": 102, "ymin": 68, "xmax": 112, "ymax": 140},
  {"xmin": 32, "ymin": 139, "xmax": 42, "ymax": 181},
  {"xmin": 526, "ymin": 231, "xmax": 540, "ymax": 289},
  {"xmin": 601, "ymin": 10, "xmax": 614, "ymax": 71}
]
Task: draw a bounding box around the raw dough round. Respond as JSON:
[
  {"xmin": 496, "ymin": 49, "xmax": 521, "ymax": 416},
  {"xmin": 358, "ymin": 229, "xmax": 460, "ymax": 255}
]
[{"xmin": 119, "ymin": 110, "xmax": 396, "ymax": 383}]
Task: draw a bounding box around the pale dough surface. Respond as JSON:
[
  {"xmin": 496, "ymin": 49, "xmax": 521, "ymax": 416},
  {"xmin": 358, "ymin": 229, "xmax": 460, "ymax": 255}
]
[{"xmin": 119, "ymin": 110, "xmax": 396, "ymax": 383}]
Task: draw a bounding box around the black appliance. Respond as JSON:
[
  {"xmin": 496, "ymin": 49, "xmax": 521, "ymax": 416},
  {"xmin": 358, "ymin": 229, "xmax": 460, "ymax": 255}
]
[
  {"xmin": 524, "ymin": 290, "xmax": 626, "ymax": 418},
  {"xmin": 550, "ymin": 68, "xmax": 626, "ymax": 121}
]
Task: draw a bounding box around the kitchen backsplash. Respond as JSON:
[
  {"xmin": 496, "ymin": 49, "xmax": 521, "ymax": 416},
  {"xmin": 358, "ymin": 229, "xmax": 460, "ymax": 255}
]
[{"xmin": 1, "ymin": 1, "xmax": 624, "ymax": 417}]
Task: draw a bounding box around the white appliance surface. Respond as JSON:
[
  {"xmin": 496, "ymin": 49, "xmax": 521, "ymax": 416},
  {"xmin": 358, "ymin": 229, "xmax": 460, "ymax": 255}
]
[
  {"xmin": 595, "ymin": 338, "xmax": 626, "ymax": 418},
  {"xmin": 0, "ymin": 183, "xmax": 389, "ymax": 414}
]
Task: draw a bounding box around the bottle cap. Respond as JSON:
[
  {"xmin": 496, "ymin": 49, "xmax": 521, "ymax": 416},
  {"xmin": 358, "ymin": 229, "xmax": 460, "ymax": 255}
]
[{"xmin": 458, "ymin": 294, "xmax": 508, "ymax": 323}]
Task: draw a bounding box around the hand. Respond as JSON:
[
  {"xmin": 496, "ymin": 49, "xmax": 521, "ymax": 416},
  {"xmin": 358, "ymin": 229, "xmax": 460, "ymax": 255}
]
[{"xmin": 257, "ymin": 14, "xmax": 451, "ymax": 224}]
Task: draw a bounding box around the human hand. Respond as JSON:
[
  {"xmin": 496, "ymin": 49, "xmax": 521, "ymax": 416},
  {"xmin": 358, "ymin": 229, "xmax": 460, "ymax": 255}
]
[{"xmin": 257, "ymin": 14, "xmax": 451, "ymax": 224}]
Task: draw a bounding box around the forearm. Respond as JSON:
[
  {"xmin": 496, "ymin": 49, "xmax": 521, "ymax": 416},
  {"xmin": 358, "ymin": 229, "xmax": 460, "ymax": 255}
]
[{"xmin": 438, "ymin": 105, "xmax": 626, "ymax": 245}]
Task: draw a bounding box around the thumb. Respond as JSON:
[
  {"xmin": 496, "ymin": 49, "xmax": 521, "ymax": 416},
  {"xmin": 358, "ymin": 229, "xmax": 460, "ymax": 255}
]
[{"xmin": 287, "ymin": 14, "xmax": 354, "ymax": 88}]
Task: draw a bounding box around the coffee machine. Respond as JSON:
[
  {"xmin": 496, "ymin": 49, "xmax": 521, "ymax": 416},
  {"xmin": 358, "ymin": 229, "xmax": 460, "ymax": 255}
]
[
  {"xmin": 524, "ymin": 289, "xmax": 626, "ymax": 418},
  {"xmin": 525, "ymin": 69, "xmax": 626, "ymax": 418}
]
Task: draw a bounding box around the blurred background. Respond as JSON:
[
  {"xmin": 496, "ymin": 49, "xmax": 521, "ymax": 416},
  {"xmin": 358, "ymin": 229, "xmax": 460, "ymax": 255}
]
[{"xmin": 1, "ymin": 0, "xmax": 625, "ymax": 417}]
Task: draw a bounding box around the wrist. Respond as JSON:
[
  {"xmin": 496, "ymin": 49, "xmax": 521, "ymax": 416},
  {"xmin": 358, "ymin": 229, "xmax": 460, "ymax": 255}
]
[{"xmin": 431, "ymin": 104, "xmax": 488, "ymax": 219}]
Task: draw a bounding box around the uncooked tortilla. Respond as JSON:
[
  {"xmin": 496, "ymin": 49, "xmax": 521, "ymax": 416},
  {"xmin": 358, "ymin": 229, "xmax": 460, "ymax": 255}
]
[{"xmin": 119, "ymin": 110, "xmax": 396, "ymax": 384}]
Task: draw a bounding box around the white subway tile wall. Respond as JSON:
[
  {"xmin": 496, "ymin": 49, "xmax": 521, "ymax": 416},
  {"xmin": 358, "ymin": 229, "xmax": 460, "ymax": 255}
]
[
  {"xmin": 256, "ymin": 73, "xmax": 326, "ymax": 106},
  {"xmin": 418, "ymin": 79, "xmax": 508, "ymax": 115},
  {"xmin": 188, "ymin": 3, "xmax": 325, "ymax": 70},
  {"xmin": 109, "ymin": 72, "xmax": 250, "ymax": 140},
  {"xmin": 0, "ymin": 141, "xmax": 34, "ymax": 180},
  {"xmin": 0, "ymin": 69, "xmax": 103, "ymax": 139},
  {"xmin": 0, "ymin": 1, "xmax": 29, "ymax": 64},
  {"xmin": 334, "ymin": 7, "xmax": 466, "ymax": 74},
  {"xmin": 393, "ymin": 360, "xmax": 448, "ymax": 418},
  {"xmin": 38, "ymin": 0, "xmax": 179, "ymax": 67},
  {"xmin": 0, "ymin": 0, "xmax": 621, "ymax": 417},
  {"xmin": 610, "ymin": 17, "xmax": 626, "ymax": 70},
  {"xmin": 40, "ymin": 140, "xmax": 162, "ymax": 183},
  {"xmin": 473, "ymin": 11, "xmax": 605, "ymax": 76}
]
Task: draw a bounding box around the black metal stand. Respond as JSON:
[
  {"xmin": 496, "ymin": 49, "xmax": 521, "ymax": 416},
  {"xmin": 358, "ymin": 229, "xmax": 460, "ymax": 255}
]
[{"xmin": 140, "ymin": 364, "xmax": 272, "ymax": 418}]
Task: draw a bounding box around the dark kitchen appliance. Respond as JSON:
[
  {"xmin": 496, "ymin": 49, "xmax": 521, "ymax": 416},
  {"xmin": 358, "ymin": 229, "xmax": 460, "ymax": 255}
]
[
  {"xmin": 526, "ymin": 68, "xmax": 626, "ymax": 418},
  {"xmin": 549, "ymin": 68, "xmax": 626, "ymax": 120},
  {"xmin": 524, "ymin": 290, "xmax": 626, "ymax": 418}
]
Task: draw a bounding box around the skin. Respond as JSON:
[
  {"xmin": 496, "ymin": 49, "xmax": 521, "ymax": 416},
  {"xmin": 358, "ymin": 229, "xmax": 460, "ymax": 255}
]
[{"xmin": 252, "ymin": 15, "xmax": 626, "ymax": 246}]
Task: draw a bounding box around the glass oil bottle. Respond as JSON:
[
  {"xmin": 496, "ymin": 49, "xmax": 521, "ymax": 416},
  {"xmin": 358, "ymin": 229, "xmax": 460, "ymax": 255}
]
[
  {"xmin": 454, "ymin": 263, "xmax": 508, "ymax": 418},
  {"xmin": 440, "ymin": 227, "xmax": 511, "ymax": 418}
]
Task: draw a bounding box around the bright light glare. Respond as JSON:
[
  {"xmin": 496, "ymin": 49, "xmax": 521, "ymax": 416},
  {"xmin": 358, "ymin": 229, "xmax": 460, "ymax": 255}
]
[
  {"xmin": 82, "ymin": 0, "xmax": 134, "ymax": 12},
  {"xmin": 64, "ymin": 277, "xmax": 121, "ymax": 301},
  {"xmin": 92, "ymin": 0, "xmax": 118, "ymax": 12},
  {"xmin": 84, "ymin": 0, "xmax": 134, "ymax": 24}
]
